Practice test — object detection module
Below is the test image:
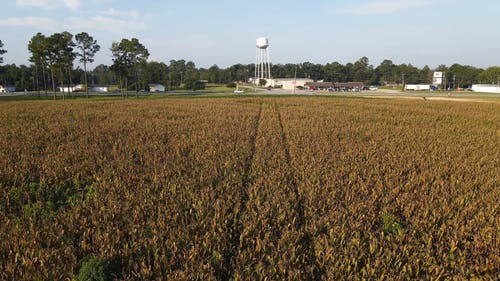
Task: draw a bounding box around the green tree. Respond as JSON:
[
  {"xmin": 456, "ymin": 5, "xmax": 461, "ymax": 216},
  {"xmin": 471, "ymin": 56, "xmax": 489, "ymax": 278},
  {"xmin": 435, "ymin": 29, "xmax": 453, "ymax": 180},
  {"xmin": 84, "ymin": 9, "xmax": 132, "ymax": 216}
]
[
  {"xmin": 352, "ymin": 57, "xmax": 374, "ymax": 84},
  {"xmin": 111, "ymin": 38, "xmax": 149, "ymax": 97},
  {"xmin": 45, "ymin": 34, "xmax": 61, "ymax": 98},
  {"xmin": 227, "ymin": 64, "xmax": 250, "ymax": 83},
  {"xmin": 110, "ymin": 42, "xmax": 129, "ymax": 96},
  {"xmin": 394, "ymin": 63, "xmax": 420, "ymax": 86},
  {"xmin": 447, "ymin": 64, "xmax": 482, "ymax": 88},
  {"xmin": 343, "ymin": 63, "xmax": 354, "ymax": 82},
  {"xmin": 302, "ymin": 62, "xmax": 324, "ymax": 81},
  {"xmin": 0, "ymin": 40, "xmax": 6, "ymax": 64},
  {"xmin": 90, "ymin": 64, "xmax": 115, "ymax": 85},
  {"xmin": 147, "ymin": 61, "xmax": 168, "ymax": 84},
  {"xmin": 477, "ymin": 67, "xmax": 500, "ymax": 85},
  {"xmin": 206, "ymin": 65, "xmax": 222, "ymax": 83},
  {"xmin": 28, "ymin": 33, "xmax": 49, "ymax": 96},
  {"xmin": 0, "ymin": 40, "xmax": 6, "ymax": 89},
  {"xmin": 62, "ymin": 32, "xmax": 77, "ymax": 98},
  {"xmin": 184, "ymin": 61, "xmax": 200, "ymax": 90},
  {"xmin": 375, "ymin": 59, "xmax": 395, "ymax": 85},
  {"xmin": 75, "ymin": 32, "xmax": 100, "ymax": 98},
  {"xmin": 418, "ymin": 65, "xmax": 432, "ymax": 85},
  {"xmin": 45, "ymin": 32, "xmax": 76, "ymax": 99},
  {"xmin": 168, "ymin": 59, "xmax": 186, "ymax": 89},
  {"xmin": 323, "ymin": 62, "xmax": 345, "ymax": 82}
]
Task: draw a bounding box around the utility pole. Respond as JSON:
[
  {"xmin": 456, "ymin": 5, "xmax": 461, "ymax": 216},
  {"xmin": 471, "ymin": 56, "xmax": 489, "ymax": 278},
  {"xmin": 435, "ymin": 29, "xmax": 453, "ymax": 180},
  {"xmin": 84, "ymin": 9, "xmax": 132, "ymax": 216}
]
[
  {"xmin": 443, "ymin": 72, "xmax": 446, "ymax": 92},
  {"xmin": 293, "ymin": 64, "xmax": 301, "ymax": 94},
  {"xmin": 453, "ymin": 75, "xmax": 456, "ymax": 90},
  {"xmin": 293, "ymin": 65, "xmax": 297, "ymax": 94},
  {"xmin": 402, "ymin": 73, "xmax": 406, "ymax": 91}
]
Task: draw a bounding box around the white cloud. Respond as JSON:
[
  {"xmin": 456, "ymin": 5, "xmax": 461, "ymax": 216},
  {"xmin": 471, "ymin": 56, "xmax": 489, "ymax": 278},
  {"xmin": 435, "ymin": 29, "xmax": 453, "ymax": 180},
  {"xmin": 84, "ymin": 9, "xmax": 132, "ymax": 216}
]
[
  {"xmin": 0, "ymin": 15, "xmax": 146, "ymax": 35},
  {"xmin": 333, "ymin": 0, "xmax": 433, "ymax": 15},
  {"xmin": 0, "ymin": 17, "xmax": 59, "ymax": 31},
  {"xmin": 101, "ymin": 8, "xmax": 139, "ymax": 19},
  {"xmin": 63, "ymin": 0, "xmax": 81, "ymax": 10},
  {"xmin": 16, "ymin": 0, "xmax": 53, "ymax": 9},
  {"xmin": 16, "ymin": 0, "xmax": 80, "ymax": 10},
  {"xmin": 68, "ymin": 16, "xmax": 146, "ymax": 34}
]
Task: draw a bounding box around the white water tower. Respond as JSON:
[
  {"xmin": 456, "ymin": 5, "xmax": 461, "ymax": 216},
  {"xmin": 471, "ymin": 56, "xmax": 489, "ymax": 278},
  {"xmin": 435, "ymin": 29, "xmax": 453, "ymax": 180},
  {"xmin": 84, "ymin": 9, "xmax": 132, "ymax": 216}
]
[{"xmin": 255, "ymin": 37, "xmax": 271, "ymax": 84}]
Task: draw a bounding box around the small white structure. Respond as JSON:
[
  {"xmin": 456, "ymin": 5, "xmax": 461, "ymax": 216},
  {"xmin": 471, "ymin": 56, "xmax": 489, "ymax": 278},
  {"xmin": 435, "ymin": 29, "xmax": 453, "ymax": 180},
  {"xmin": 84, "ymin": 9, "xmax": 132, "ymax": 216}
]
[
  {"xmin": 58, "ymin": 84, "xmax": 86, "ymax": 93},
  {"xmin": 89, "ymin": 85, "xmax": 109, "ymax": 93},
  {"xmin": 405, "ymin": 84, "xmax": 431, "ymax": 91},
  {"xmin": 59, "ymin": 86, "xmax": 74, "ymax": 93},
  {"xmin": 0, "ymin": 85, "xmax": 4, "ymax": 93},
  {"xmin": 471, "ymin": 84, "xmax": 500, "ymax": 93},
  {"xmin": 255, "ymin": 37, "xmax": 271, "ymax": 85},
  {"xmin": 72, "ymin": 84, "xmax": 84, "ymax": 92},
  {"xmin": 149, "ymin": 84, "xmax": 165, "ymax": 92}
]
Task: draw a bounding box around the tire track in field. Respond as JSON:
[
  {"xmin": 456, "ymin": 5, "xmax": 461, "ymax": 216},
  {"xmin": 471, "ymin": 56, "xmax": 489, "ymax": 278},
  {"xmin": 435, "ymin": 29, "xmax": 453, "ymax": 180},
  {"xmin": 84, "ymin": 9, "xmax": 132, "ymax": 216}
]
[
  {"xmin": 232, "ymin": 100, "xmax": 322, "ymax": 279},
  {"xmin": 274, "ymin": 101, "xmax": 324, "ymax": 280},
  {"xmin": 216, "ymin": 99, "xmax": 263, "ymax": 281}
]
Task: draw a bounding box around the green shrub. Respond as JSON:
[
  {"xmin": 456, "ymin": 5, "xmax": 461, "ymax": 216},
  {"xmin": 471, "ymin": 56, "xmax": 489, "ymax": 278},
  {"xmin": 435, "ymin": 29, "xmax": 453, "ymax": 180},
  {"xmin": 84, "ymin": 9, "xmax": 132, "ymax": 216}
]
[
  {"xmin": 78, "ymin": 257, "xmax": 108, "ymax": 281},
  {"xmin": 381, "ymin": 212, "xmax": 405, "ymax": 235}
]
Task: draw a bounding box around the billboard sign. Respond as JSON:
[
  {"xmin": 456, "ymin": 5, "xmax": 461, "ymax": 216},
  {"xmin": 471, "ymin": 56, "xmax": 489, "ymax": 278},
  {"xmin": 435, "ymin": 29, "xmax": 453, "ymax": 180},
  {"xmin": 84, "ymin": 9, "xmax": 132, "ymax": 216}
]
[{"xmin": 433, "ymin": 72, "xmax": 444, "ymax": 85}]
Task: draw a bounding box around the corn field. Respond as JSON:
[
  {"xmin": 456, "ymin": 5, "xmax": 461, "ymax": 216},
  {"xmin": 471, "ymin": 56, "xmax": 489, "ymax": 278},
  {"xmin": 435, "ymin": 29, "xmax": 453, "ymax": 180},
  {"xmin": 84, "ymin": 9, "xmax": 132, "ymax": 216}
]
[{"xmin": 0, "ymin": 97, "xmax": 498, "ymax": 280}]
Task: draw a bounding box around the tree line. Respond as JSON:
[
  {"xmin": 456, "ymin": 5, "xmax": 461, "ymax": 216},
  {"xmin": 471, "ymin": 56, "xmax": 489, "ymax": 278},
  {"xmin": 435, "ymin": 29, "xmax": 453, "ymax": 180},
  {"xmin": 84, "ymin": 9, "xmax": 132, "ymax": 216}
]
[{"xmin": 1, "ymin": 34, "xmax": 500, "ymax": 96}]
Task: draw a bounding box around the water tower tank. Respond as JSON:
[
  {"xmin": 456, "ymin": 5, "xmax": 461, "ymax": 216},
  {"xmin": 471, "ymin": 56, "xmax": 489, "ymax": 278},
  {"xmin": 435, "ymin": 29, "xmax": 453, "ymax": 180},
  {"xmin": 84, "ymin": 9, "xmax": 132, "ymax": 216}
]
[{"xmin": 256, "ymin": 37, "xmax": 269, "ymax": 49}]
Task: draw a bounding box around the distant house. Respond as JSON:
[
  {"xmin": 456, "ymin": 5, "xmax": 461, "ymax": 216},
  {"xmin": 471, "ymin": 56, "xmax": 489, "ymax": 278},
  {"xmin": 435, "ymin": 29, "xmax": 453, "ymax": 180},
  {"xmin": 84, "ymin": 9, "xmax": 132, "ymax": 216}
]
[
  {"xmin": 88, "ymin": 85, "xmax": 109, "ymax": 93},
  {"xmin": 73, "ymin": 84, "xmax": 85, "ymax": 92},
  {"xmin": 149, "ymin": 84, "xmax": 165, "ymax": 92},
  {"xmin": 59, "ymin": 85, "xmax": 76, "ymax": 93}
]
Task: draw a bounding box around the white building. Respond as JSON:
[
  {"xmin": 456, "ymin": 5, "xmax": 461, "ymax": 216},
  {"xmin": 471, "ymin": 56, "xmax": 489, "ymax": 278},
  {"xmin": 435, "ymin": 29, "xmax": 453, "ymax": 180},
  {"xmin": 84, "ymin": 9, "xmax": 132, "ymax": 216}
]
[
  {"xmin": 73, "ymin": 84, "xmax": 85, "ymax": 92},
  {"xmin": 89, "ymin": 85, "xmax": 109, "ymax": 93},
  {"xmin": 59, "ymin": 86, "xmax": 75, "ymax": 93},
  {"xmin": 267, "ymin": 78, "xmax": 314, "ymax": 90},
  {"xmin": 471, "ymin": 84, "xmax": 500, "ymax": 93},
  {"xmin": 149, "ymin": 84, "xmax": 165, "ymax": 92},
  {"xmin": 58, "ymin": 84, "xmax": 109, "ymax": 93}
]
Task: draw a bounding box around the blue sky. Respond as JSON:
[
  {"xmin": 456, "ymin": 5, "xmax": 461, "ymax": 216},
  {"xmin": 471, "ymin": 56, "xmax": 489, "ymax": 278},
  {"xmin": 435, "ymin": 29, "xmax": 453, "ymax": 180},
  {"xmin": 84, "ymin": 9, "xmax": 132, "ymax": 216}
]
[{"xmin": 1, "ymin": 0, "xmax": 499, "ymax": 69}]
